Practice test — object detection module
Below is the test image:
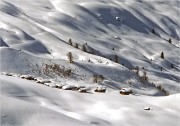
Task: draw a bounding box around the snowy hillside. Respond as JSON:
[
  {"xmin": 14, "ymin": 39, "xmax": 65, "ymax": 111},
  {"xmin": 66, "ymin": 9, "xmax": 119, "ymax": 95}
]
[
  {"xmin": 1, "ymin": 75, "xmax": 180, "ymax": 126},
  {"xmin": 0, "ymin": 0, "xmax": 180, "ymax": 125}
]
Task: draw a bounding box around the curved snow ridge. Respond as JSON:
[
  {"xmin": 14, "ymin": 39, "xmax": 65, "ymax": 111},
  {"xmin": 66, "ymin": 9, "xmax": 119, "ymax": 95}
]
[
  {"xmin": 0, "ymin": 21, "xmax": 35, "ymax": 46},
  {"xmin": 11, "ymin": 40, "xmax": 51, "ymax": 55},
  {"xmin": 0, "ymin": 1, "xmax": 23, "ymax": 17}
]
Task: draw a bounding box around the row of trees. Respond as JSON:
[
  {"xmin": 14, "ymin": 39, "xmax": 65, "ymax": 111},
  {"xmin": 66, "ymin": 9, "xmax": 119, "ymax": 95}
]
[
  {"xmin": 67, "ymin": 39, "xmax": 175, "ymax": 73},
  {"xmin": 68, "ymin": 38, "xmax": 86, "ymax": 51}
]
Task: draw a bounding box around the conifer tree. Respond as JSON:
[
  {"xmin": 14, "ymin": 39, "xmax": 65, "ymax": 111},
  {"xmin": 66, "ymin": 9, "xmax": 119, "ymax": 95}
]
[
  {"xmin": 160, "ymin": 52, "xmax": 164, "ymax": 59},
  {"xmin": 68, "ymin": 38, "xmax": 73, "ymax": 46},
  {"xmin": 75, "ymin": 43, "xmax": 78, "ymax": 49},
  {"xmin": 67, "ymin": 52, "xmax": 73, "ymax": 63},
  {"xmin": 168, "ymin": 38, "xmax": 172, "ymax": 43},
  {"xmin": 171, "ymin": 63, "xmax": 174, "ymax": 68},
  {"xmin": 115, "ymin": 55, "xmax": 118, "ymax": 63},
  {"xmin": 82, "ymin": 44, "xmax": 86, "ymax": 52},
  {"xmin": 152, "ymin": 29, "xmax": 155, "ymax": 34}
]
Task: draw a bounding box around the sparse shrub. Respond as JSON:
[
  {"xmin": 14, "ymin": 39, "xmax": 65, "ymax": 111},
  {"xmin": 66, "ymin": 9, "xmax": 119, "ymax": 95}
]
[
  {"xmin": 93, "ymin": 74, "xmax": 98, "ymax": 83},
  {"xmin": 43, "ymin": 63, "xmax": 72, "ymax": 77},
  {"xmin": 93, "ymin": 74, "xmax": 104, "ymax": 83},
  {"xmin": 112, "ymin": 47, "xmax": 115, "ymax": 50},
  {"xmin": 132, "ymin": 68, "xmax": 138, "ymax": 74},
  {"xmin": 151, "ymin": 82, "xmax": 155, "ymax": 87},
  {"xmin": 161, "ymin": 88, "xmax": 169, "ymax": 95},
  {"xmin": 141, "ymin": 71, "xmax": 148, "ymax": 80},
  {"xmin": 97, "ymin": 59, "xmax": 103, "ymax": 63},
  {"xmin": 26, "ymin": 61, "xmax": 43, "ymax": 76},
  {"xmin": 99, "ymin": 75, "xmax": 104, "ymax": 81},
  {"xmin": 26, "ymin": 59, "xmax": 72, "ymax": 80},
  {"xmin": 67, "ymin": 52, "xmax": 73, "ymax": 63},
  {"xmin": 127, "ymin": 80, "xmax": 132, "ymax": 85},
  {"xmin": 135, "ymin": 66, "xmax": 139, "ymax": 75},
  {"xmin": 156, "ymin": 85, "xmax": 169, "ymax": 96},
  {"xmin": 156, "ymin": 85, "xmax": 162, "ymax": 90},
  {"xmin": 160, "ymin": 52, "xmax": 164, "ymax": 59}
]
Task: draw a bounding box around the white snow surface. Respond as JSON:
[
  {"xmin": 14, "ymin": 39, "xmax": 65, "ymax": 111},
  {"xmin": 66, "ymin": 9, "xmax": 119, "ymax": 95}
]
[
  {"xmin": 1, "ymin": 75, "xmax": 180, "ymax": 126},
  {"xmin": 0, "ymin": 0, "xmax": 180, "ymax": 125},
  {"xmin": 0, "ymin": 0, "xmax": 179, "ymax": 94}
]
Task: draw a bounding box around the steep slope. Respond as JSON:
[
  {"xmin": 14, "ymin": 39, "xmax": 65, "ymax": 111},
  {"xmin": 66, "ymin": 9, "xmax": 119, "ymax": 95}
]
[
  {"xmin": 0, "ymin": 0, "xmax": 179, "ymax": 95},
  {"xmin": 1, "ymin": 0, "xmax": 180, "ymax": 126}
]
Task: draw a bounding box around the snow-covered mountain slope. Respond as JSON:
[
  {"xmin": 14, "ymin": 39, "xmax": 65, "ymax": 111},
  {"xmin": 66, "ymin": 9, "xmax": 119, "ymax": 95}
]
[
  {"xmin": 1, "ymin": 75, "xmax": 180, "ymax": 126},
  {"xmin": 0, "ymin": 0, "xmax": 180, "ymax": 125},
  {"xmin": 1, "ymin": 0, "xmax": 179, "ymax": 94}
]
